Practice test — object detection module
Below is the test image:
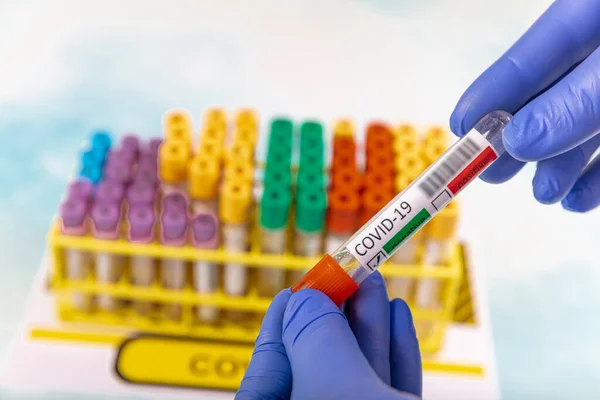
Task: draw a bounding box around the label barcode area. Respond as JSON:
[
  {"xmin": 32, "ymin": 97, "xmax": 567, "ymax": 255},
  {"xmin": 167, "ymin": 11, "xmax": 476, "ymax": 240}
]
[{"xmin": 419, "ymin": 137, "xmax": 481, "ymax": 197}]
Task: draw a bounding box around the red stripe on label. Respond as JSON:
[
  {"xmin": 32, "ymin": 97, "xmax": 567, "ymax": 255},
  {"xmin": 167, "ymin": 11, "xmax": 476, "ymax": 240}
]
[{"xmin": 447, "ymin": 146, "xmax": 498, "ymax": 195}]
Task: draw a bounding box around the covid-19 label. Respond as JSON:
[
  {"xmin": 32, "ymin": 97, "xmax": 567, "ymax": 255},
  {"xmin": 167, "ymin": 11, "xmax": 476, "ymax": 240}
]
[{"xmin": 346, "ymin": 129, "xmax": 498, "ymax": 271}]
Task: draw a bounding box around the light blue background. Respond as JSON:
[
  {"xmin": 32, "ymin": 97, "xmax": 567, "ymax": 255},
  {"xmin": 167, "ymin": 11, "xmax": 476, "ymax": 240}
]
[{"xmin": 2, "ymin": 0, "xmax": 599, "ymax": 399}]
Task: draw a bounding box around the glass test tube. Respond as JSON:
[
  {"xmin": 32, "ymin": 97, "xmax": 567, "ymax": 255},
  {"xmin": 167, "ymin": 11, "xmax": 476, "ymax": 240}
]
[
  {"xmin": 291, "ymin": 189, "xmax": 326, "ymax": 283},
  {"xmin": 59, "ymin": 198, "xmax": 92, "ymax": 311},
  {"xmin": 160, "ymin": 207, "xmax": 189, "ymax": 320},
  {"xmin": 220, "ymin": 180, "xmax": 252, "ymax": 298},
  {"xmin": 91, "ymin": 201, "xmax": 124, "ymax": 311},
  {"xmin": 191, "ymin": 212, "xmax": 220, "ymax": 323},
  {"xmin": 258, "ymin": 186, "xmax": 291, "ymax": 297},
  {"xmin": 128, "ymin": 204, "xmax": 156, "ymax": 314},
  {"xmin": 293, "ymin": 111, "xmax": 512, "ymax": 305}
]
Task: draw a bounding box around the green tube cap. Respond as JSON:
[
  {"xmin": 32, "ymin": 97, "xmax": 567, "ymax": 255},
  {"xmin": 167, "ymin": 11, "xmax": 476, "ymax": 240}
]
[
  {"xmin": 300, "ymin": 121, "xmax": 323, "ymax": 146},
  {"xmin": 295, "ymin": 188, "xmax": 327, "ymax": 233},
  {"xmin": 269, "ymin": 118, "xmax": 293, "ymax": 146},
  {"xmin": 264, "ymin": 166, "xmax": 292, "ymax": 189},
  {"xmin": 296, "ymin": 168, "xmax": 325, "ymax": 192},
  {"xmin": 260, "ymin": 186, "xmax": 292, "ymax": 230},
  {"xmin": 299, "ymin": 147, "xmax": 324, "ymax": 169}
]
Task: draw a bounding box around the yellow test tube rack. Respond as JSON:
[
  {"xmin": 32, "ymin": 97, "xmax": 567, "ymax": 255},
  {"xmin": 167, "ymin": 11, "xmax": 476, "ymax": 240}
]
[{"xmin": 44, "ymin": 111, "xmax": 479, "ymax": 392}]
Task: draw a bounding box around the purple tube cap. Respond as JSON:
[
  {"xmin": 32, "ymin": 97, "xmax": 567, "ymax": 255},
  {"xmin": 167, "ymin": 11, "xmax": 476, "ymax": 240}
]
[
  {"xmin": 91, "ymin": 202, "xmax": 121, "ymax": 232},
  {"xmin": 127, "ymin": 183, "xmax": 156, "ymax": 206},
  {"xmin": 106, "ymin": 148, "xmax": 134, "ymax": 166},
  {"xmin": 163, "ymin": 192, "xmax": 188, "ymax": 212},
  {"xmin": 67, "ymin": 179, "xmax": 94, "ymax": 202},
  {"xmin": 191, "ymin": 212, "xmax": 219, "ymax": 249},
  {"xmin": 104, "ymin": 159, "xmax": 133, "ymax": 185},
  {"xmin": 128, "ymin": 205, "xmax": 155, "ymax": 241},
  {"xmin": 121, "ymin": 135, "xmax": 140, "ymax": 154},
  {"xmin": 148, "ymin": 138, "xmax": 162, "ymax": 155},
  {"xmin": 96, "ymin": 180, "xmax": 125, "ymax": 204},
  {"xmin": 60, "ymin": 198, "xmax": 87, "ymax": 228},
  {"xmin": 134, "ymin": 163, "xmax": 158, "ymax": 186},
  {"xmin": 161, "ymin": 208, "xmax": 188, "ymax": 243}
]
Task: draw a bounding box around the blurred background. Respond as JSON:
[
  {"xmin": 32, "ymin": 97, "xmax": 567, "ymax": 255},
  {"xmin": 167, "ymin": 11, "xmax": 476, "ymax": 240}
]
[{"xmin": 1, "ymin": 0, "xmax": 599, "ymax": 399}]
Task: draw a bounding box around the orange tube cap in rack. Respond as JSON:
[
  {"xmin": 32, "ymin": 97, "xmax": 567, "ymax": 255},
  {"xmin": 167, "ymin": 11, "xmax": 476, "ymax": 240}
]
[
  {"xmin": 331, "ymin": 166, "xmax": 362, "ymax": 192},
  {"xmin": 327, "ymin": 188, "xmax": 360, "ymax": 234},
  {"xmin": 292, "ymin": 254, "xmax": 359, "ymax": 306}
]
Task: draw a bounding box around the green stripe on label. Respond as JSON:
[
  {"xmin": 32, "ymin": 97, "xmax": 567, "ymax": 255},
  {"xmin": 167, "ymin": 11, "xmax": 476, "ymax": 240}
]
[{"xmin": 383, "ymin": 208, "xmax": 431, "ymax": 254}]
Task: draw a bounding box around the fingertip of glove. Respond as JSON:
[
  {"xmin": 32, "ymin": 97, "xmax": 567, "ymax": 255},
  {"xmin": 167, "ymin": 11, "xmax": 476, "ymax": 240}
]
[
  {"xmin": 562, "ymin": 186, "xmax": 594, "ymax": 212},
  {"xmin": 391, "ymin": 298, "xmax": 416, "ymax": 336},
  {"xmin": 502, "ymin": 115, "xmax": 547, "ymax": 162},
  {"xmin": 449, "ymin": 106, "xmax": 468, "ymax": 137},
  {"xmin": 533, "ymin": 178, "xmax": 561, "ymax": 204}
]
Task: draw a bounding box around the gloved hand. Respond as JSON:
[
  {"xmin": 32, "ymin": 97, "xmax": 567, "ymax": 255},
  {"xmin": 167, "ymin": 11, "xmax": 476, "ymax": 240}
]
[
  {"xmin": 235, "ymin": 271, "xmax": 422, "ymax": 400},
  {"xmin": 450, "ymin": 0, "xmax": 600, "ymax": 212}
]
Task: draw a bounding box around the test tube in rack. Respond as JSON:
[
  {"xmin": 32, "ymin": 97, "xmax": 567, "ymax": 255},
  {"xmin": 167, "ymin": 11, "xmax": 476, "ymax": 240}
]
[
  {"xmin": 159, "ymin": 140, "xmax": 190, "ymax": 194},
  {"xmin": 127, "ymin": 204, "xmax": 156, "ymax": 314},
  {"xmin": 220, "ymin": 179, "xmax": 252, "ymax": 299},
  {"xmin": 291, "ymin": 188, "xmax": 326, "ymax": 283},
  {"xmin": 258, "ymin": 185, "xmax": 291, "ymax": 297},
  {"xmin": 160, "ymin": 207, "xmax": 189, "ymax": 320},
  {"xmin": 188, "ymin": 154, "xmax": 220, "ymax": 214},
  {"xmin": 91, "ymin": 201, "xmax": 124, "ymax": 311},
  {"xmin": 191, "ymin": 212, "xmax": 220, "ymax": 323},
  {"xmin": 59, "ymin": 198, "xmax": 92, "ymax": 311}
]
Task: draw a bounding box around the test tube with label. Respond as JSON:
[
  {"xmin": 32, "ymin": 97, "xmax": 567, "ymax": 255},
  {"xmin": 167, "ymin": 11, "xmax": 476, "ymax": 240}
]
[
  {"xmin": 127, "ymin": 204, "xmax": 156, "ymax": 314},
  {"xmin": 292, "ymin": 111, "xmax": 511, "ymax": 308},
  {"xmin": 160, "ymin": 207, "xmax": 189, "ymax": 320},
  {"xmin": 220, "ymin": 179, "xmax": 252, "ymax": 298},
  {"xmin": 188, "ymin": 154, "xmax": 220, "ymax": 214},
  {"xmin": 258, "ymin": 186, "xmax": 291, "ymax": 297},
  {"xmin": 59, "ymin": 198, "xmax": 92, "ymax": 311},
  {"xmin": 191, "ymin": 212, "xmax": 220, "ymax": 323},
  {"xmin": 291, "ymin": 189, "xmax": 326, "ymax": 283},
  {"xmin": 90, "ymin": 201, "xmax": 124, "ymax": 311}
]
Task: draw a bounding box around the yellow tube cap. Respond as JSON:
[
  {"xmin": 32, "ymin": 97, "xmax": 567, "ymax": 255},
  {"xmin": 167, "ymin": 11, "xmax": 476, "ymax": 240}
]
[
  {"xmin": 333, "ymin": 119, "xmax": 355, "ymax": 138},
  {"xmin": 420, "ymin": 139, "xmax": 447, "ymax": 166},
  {"xmin": 225, "ymin": 142, "xmax": 254, "ymax": 166},
  {"xmin": 233, "ymin": 125, "xmax": 258, "ymax": 147},
  {"xmin": 424, "ymin": 126, "xmax": 449, "ymax": 147},
  {"xmin": 188, "ymin": 155, "xmax": 220, "ymax": 199},
  {"xmin": 395, "ymin": 152, "xmax": 425, "ymax": 178},
  {"xmin": 159, "ymin": 140, "xmax": 190, "ymax": 183},
  {"xmin": 219, "ymin": 179, "xmax": 252, "ymax": 224},
  {"xmin": 393, "ymin": 135, "xmax": 419, "ymax": 156},
  {"xmin": 197, "ymin": 136, "xmax": 223, "ymax": 161},
  {"xmin": 164, "ymin": 110, "xmax": 193, "ymax": 143},
  {"xmin": 394, "ymin": 124, "xmax": 417, "ymax": 140},
  {"xmin": 235, "ymin": 109, "xmax": 258, "ymax": 131},
  {"xmin": 427, "ymin": 201, "xmax": 459, "ymax": 240},
  {"xmin": 224, "ymin": 160, "xmax": 254, "ymax": 184},
  {"xmin": 203, "ymin": 108, "xmax": 228, "ymax": 132}
]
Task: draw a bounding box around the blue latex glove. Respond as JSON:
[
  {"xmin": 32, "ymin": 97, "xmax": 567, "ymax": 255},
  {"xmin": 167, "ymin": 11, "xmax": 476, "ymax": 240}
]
[
  {"xmin": 235, "ymin": 272, "xmax": 422, "ymax": 400},
  {"xmin": 450, "ymin": 0, "xmax": 600, "ymax": 212}
]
